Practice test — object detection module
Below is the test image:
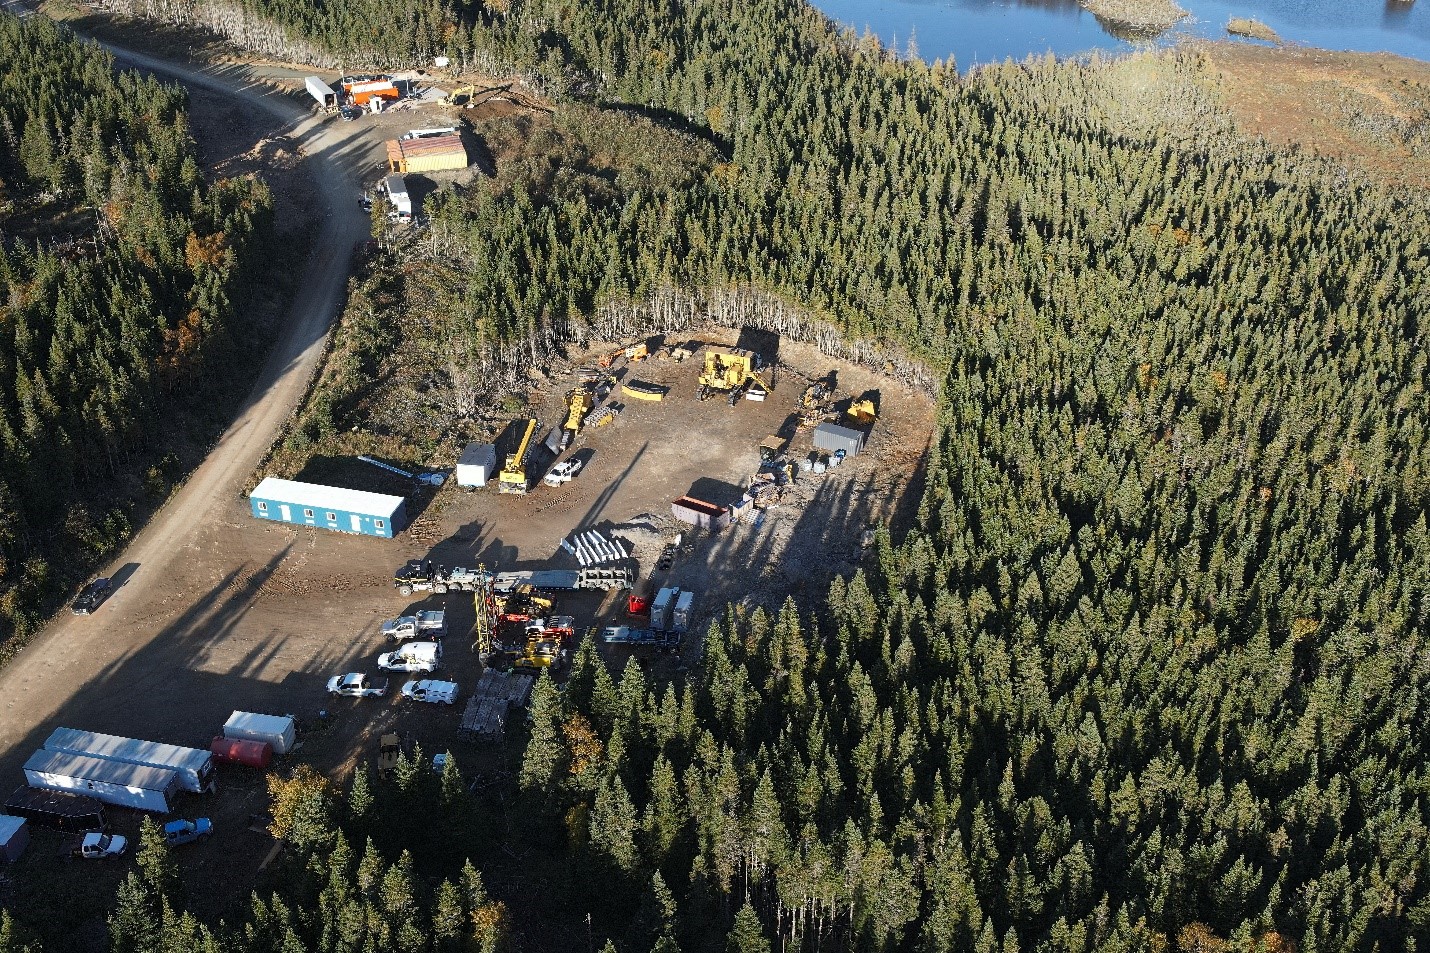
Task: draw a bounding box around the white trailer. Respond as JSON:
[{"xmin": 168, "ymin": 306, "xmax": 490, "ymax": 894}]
[
  {"xmin": 456, "ymin": 443, "xmax": 497, "ymax": 488},
  {"xmin": 384, "ymin": 174, "xmax": 412, "ymax": 222},
  {"xmin": 24, "ymin": 750, "xmax": 179, "ymax": 813},
  {"xmin": 223, "ymin": 712, "xmax": 296, "ymax": 755},
  {"xmin": 651, "ymin": 586, "xmax": 679, "ymax": 632},
  {"xmin": 672, "ymin": 589, "xmax": 695, "ymax": 633},
  {"xmin": 43, "ymin": 727, "xmax": 216, "ymax": 794},
  {"xmin": 305, "ymin": 76, "xmax": 338, "ymax": 111}
]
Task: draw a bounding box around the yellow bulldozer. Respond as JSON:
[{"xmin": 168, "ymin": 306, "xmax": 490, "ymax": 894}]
[{"xmin": 697, "ymin": 347, "xmax": 770, "ymax": 405}]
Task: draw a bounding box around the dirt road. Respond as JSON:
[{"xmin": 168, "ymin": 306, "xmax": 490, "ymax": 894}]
[{"xmin": 0, "ymin": 30, "xmax": 371, "ymax": 761}]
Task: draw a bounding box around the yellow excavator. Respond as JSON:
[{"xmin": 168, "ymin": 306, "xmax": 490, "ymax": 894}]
[
  {"xmin": 799, "ymin": 371, "xmax": 836, "ymax": 429},
  {"xmin": 696, "ymin": 347, "xmax": 770, "ymax": 405},
  {"xmin": 498, "ymin": 418, "xmax": 538, "ymax": 494},
  {"xmin": 560, "ymin": 388, "xmax": 594, "ymax": 449}
]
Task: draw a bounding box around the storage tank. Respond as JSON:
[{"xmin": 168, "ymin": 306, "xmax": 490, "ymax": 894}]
[{"xmin": 210, "ymin": 737, "xmax": 273, "ymax": 769}]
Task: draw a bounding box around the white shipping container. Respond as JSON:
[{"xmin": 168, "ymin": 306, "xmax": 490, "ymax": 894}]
[
  {"xmin": 24, "ymin": 750, "xmax": 178, "ymax": 813},
  {"xmin": 223, "ymin": 712, "xmax": 297, "ymax": 755},
  {"xmin": 672, "ymin": 590, "xmax": 695, "ymax": 633},
  {"xmin": 456, "ymin": 443, "xmax": 497, "ymax": 488},
  {"xmin": 651, "ymin": 586, "xmax": 679, "ymax": 632}
]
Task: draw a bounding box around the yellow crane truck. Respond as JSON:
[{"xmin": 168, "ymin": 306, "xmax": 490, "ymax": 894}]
[{"xmin": 498, "ymin": 418, "xmax": 538, "ymax": 494}]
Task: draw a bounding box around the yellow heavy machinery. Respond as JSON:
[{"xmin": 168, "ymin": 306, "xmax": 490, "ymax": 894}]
[
  {"xmin": 498, "ymin": 418, "xmax": 538, "ymax": 494},
  {"xmin": 847, "ymin": 398, "xmax": 877, "ymax": 426},
  {"xmin": 696, "ymin": 347, "xmax": 770, "ymax": 405},
  {"xmin": 560, "ymin": 388, "xmax": 594, "ymax": 449},
  {"xmin": 799, "ymin": 371, "xmax": 837, "ymax": 429}
]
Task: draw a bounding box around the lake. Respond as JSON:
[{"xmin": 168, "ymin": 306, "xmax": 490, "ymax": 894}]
[{"xmin": 812, "ymin": 0, "xmax": 1430, "ymax": 69}]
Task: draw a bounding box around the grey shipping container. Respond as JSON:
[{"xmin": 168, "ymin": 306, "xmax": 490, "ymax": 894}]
[
  {"xmin": 305, "ymin": 75, "xmax": 338, "ymax": 110},
  {"xmin": 4, "ymin": 787, "xmax": 106, "ymax": 833},
  {"xmin": 25, "ymin": 750, "xmax": 179, "ymax": 813},
  {"xmin": 672, "ymin": 589, "xmax": 695, "ymax": 633},
  {"xmin": 671, "ymin": 496, "xmax": 731, "ymax": 531},
  {"xmin": 651, "ymin": 586, "xmax": 679, "ymax": 632},
  {"xmin": 44, "ymin": 727, "xmax": 216, "ymax": 794},
  {"xmin": 812, "ymin": 423, "xmax": 865, "ymax": 458}
]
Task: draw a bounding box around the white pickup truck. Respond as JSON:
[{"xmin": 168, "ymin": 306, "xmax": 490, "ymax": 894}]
[
  {"xmin": 382, "ymin": 610, "xmax": 446, "ymax": 641},
  {"xmin": 72, "ymin": 832, "xmax": 127, "ymax": 859},
  {"xmin": 326, "ymin": 673, "xmax": 389, "ymax": 698},
  {"xmin": 543, "ymin": 459, "xmax": 583, "ymax": 487},
  {"xmin": 378, "ymin": 642, "xmax": 442, "ymax": 674},
  {"xmin": 401, "ymin": 679, "xmax": 459, "ymax": 705}
]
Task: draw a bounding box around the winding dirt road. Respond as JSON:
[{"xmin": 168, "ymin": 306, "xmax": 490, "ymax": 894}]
[{"xmin": 0, "ymin": 25, "xmax": 371, "ymax": 761}]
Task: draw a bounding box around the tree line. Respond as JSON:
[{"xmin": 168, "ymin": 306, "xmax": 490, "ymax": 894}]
[{"xmin": 0, "ymin": 14, "xmax": 271, "ymax": 643}]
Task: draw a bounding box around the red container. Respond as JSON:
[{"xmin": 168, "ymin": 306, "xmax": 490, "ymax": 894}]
[{"xmin": 210, "ymin": 736, "xmax": 273, "ymax": 769}]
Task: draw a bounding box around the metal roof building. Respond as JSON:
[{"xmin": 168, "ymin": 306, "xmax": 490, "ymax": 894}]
[
  {"xmin": 249, "ymin": 477, "xmax": 407, "ymax": 538},
  {"xmin": 385, "ymin": 134, "xmax": 467, "ymax": 174}
]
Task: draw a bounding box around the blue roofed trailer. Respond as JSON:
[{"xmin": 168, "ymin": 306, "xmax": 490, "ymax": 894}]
[
  {"xmin": 43, "ymin": 727, "xmax": 216, "ymax": 794},
  {"xmin": 24, "ymin": 750, "xmax": 180, "ymax": 813},
  {"xmin": 249, "ymin": 477, "xmax": 406, "ymax": 538}
]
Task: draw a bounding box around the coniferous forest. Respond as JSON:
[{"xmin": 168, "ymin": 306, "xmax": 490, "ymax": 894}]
[
  {"xmin": 3, "ymin": 0, "xmax": 1429, "ymax": 948},
  {"xmin": 0, "ymin": 15, "xmax": 271, "ymax": 643}
]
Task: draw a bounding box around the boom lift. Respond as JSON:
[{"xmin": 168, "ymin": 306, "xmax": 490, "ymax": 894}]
[
  {"xmin": 498, "ymin": 418, "xmax": 538, "ymax": 494},
  {"xmin": 696, "ymin": 347, "xmax": 771, "ymax": 405}
]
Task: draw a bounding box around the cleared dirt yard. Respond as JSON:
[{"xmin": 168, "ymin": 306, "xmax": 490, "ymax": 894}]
[{"xmin": 0, "ymin": 324, "xmax": 933, "ymax": 936}]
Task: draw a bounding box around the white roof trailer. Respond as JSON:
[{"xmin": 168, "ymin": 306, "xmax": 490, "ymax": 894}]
[
  {"xmin": 304, "ymin": 75, "xmax": 338, "ymax": 110},
  {"xmin": 24, "ymin": 750, "xmax": 179, "ymax": 813},
  {"xmin": 223, "ymin": 712, "xmax": 296, "ymax": 755},
  {"xmin": 43, "ymin": 727, "xmax": 216, "ymax": 794}
]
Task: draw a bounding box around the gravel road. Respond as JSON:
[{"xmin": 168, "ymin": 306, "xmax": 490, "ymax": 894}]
[{"xmin": 0, "ymin": 23, "xmax": 371, "ymax": 759}]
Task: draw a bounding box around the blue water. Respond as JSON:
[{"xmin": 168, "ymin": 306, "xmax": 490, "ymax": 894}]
[{"xmin": 813, "ymin": 0, "xmax": 1430, "ymax": 69}]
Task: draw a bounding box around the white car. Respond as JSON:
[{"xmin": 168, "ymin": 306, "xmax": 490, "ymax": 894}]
[
  {"xmin": 326, "ymin": 673, "xmax": 388, "ymax": 697},
  {"xmin": 543, "ymin": 459, "xmax": 583, "ymax": 486},
  {"xmin": 378, "ymin": 641, "xmax": 442, "ymax": 673},
  {"xmin": 73, "ymin": 832, "xmax": 127, "ymax": 859},
  {"xmin": 401, "ymin": 679, "xmax": 459, "ymax": 705}
]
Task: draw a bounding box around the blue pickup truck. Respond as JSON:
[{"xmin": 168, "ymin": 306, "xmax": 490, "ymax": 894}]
[{"xmin": 163, "ymin": 819, "xmax": 213, "ymax": 846}]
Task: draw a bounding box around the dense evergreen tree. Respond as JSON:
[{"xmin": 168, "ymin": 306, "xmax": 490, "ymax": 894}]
[{"xmin": 0, "ymin": 13, "xmax": 270, "ymax": 643}]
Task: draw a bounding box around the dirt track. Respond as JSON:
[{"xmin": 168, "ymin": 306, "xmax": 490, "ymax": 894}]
[{"xmin": 0, "ymin": 22, "xmax": 370, "ymax": 794}]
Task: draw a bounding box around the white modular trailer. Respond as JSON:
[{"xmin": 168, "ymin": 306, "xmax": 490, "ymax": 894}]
[
  {"xmin": 250, "ymin": 476, "xmax": 407, "ymax": 537},
  {"xmin": 43, "ymin": 727, "xmax": 216, "ymax": 794},
  {"xmin": 456, "ymin": 443, "xmax": 498, "ymax": 487},
  {"xmin": 223, "ymin": 712, "xmax": 297, "ymax": 755},
  {"xmin": 384, "ymin": 174, "xmax": 412, "ymax": 219},
  {"xmin": 305, "ymin": 75, "xmax": 338, "ymax": 110},
  {"xmin": 24, "ymin": 750, "xmax": 179, "ymax": 813}
]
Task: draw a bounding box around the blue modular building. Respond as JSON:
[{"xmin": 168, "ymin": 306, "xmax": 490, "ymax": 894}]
[{"xmin": 249, "ymin": 477, "xmax": 407, "ymax": 538}]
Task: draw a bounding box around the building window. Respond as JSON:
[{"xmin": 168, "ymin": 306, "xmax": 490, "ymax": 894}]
[
  {"xmin": 256, "ymin": 501, "xmax": 268, "ymax": 512},
  {"xmin": 375, "ymin": 520, "xmax": 385, "ymax": 530},
  {"xmin": 326, "ymin": 512, "xmax": 337, "ymax": 522},
  {"xmin": 303, "ymin": 508, "xmax": 314, "ymax": 519}
]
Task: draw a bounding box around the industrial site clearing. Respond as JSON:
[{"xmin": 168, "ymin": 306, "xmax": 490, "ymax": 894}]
[{"xmin": 0, "ymin": 325, "xmax": 933, "ymax": 924}]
